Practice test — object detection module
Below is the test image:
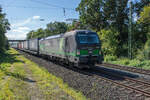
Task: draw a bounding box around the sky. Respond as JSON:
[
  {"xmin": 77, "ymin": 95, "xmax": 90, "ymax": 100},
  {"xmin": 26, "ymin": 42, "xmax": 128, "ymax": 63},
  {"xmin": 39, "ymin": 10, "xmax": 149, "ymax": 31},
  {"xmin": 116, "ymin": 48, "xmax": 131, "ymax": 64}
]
[
  {"xmin": 0, "ymin": 0, "xmax": 80, "ymax": 40},
  {"xmin": 0, "ymin": 0, "xmax": 140, "ymax": 40}
]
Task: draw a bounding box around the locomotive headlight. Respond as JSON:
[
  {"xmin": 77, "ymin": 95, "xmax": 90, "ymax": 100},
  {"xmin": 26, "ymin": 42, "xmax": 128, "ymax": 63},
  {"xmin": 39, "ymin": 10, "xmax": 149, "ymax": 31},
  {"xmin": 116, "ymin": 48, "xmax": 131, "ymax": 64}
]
[{"xmin": 77, "ymin": 50, "xmax": 80, "ymax": 55}]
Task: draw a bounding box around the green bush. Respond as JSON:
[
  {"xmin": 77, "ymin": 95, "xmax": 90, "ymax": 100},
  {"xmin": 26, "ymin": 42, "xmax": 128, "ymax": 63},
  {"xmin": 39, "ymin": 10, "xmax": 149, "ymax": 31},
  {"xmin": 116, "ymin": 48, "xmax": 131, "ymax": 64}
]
[
  {"xmin": 144, "ymin": 39, "xmax": 150, "ymax": 59},
  {"xmin": 98, "ymin": 28, "xmax": 119, "ymax": 56},
  {"xmin": 143, "ymin": 60, "xmax": 150, "ymax": 66},
  {"xmin": 120, "ymin": 58, "xmax": 130, "ymax": 65},
  {"xmin": 128, "ymin": 59, "xmax": 142, "ymax": 68},
  {"xmin": 136, "ymin": 40, "xmax": 150, "ymax": 60},
  {"xmin": 136, "ymin": 49, "xmax": 145, "ymax": 60},
  {"xmin": 105, "ymin": 54, "xmax": 150, "ymax": 69},
  {"xmin": 104, "ymin": 55, "xmax": 117, "ymax": 62}
]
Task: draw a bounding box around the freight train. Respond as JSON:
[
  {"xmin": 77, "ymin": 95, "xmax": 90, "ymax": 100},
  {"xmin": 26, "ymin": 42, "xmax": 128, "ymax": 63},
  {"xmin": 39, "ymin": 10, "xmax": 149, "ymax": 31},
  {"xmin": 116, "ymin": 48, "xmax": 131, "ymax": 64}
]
[{"xmin": 12, "ymin": 30, "xmax": 103, "ymax": 68}]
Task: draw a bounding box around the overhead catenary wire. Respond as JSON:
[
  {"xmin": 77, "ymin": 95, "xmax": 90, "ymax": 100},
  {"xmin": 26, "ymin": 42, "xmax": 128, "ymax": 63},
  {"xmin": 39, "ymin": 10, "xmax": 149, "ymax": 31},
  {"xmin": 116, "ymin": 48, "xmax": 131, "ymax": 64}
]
[
  {"xmin": 3, "ymin": 0, "xmax": 143, "ymax": 22},
  {"xmin": 2, "ymin": 5, "xmax": 62, "ymax": 10},
  {"xmin": 29, "ymin": 0, "xmax": 76, "ymax": 11},
  {"xmin": 29, "ymin": 0, "xmax": 77, "ymax": 19},
  {"xmin": 2, "ymin": 0, "xmax": 78, "ymax": 19}
]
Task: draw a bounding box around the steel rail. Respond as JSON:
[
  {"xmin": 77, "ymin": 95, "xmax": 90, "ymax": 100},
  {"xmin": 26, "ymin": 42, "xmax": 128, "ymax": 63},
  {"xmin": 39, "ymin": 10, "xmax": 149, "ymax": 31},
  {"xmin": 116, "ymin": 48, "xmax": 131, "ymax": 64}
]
[
  {"xmin": 92, "ymin": 68, "xmax": 150, "ymax": 98},
  {"xmin": 99, "ymin": 63, "xmax": 150, "ymax": 76}
]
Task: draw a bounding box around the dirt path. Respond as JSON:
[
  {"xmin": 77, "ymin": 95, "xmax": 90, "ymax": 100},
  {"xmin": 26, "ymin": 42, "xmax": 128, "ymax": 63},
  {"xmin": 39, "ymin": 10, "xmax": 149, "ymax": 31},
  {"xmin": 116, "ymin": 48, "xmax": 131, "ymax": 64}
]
[{"xmin": 23, "ymin": 64, "xmax": 45, "ymax": 100}]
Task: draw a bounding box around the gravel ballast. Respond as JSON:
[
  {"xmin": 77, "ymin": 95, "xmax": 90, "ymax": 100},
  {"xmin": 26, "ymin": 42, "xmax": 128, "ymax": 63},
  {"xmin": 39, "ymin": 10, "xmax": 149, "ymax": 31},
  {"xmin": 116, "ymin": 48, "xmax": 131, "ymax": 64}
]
[{"xmin": 19, "ymin": 50, "xmax": 150, "ymax": 100}]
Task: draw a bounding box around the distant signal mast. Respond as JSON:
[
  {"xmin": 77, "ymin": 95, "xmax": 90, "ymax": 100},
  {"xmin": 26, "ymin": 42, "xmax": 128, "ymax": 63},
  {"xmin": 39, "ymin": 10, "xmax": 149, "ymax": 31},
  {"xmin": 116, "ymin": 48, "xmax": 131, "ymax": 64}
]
[
  {"xmin": 65, "ymin": 18, "xmax": 78, "ymax": 24},
  {"xmin": 66, "ymin": 18, "xmax": 78, "ymax": 21}
]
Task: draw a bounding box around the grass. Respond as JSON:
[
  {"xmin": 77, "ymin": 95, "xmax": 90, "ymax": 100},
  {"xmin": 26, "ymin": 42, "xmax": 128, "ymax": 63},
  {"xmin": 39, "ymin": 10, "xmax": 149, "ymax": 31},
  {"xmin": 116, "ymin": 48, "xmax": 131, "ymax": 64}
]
[
  {"xmin": 23, "ymin": 53, "xmax": 88, "ymax": 100},
  {"xmin": 104, "ymin": 55, "xmax": 150, "ymax": 70},
  {"xmin": 0, "ymin": 49, "xmax": 28, "ymax": 100},
  {"xmin": 0, "ymin": 48, "xmax": 88, "ymax": 100}
]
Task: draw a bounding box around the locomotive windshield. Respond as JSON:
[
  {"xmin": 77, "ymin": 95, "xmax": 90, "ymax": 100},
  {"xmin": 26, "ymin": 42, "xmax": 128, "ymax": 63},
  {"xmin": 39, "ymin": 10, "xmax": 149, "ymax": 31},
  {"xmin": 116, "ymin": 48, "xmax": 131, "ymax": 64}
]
[{"xmin": 77, "ymin": 33, "xmax": 99, "ymax": 44}]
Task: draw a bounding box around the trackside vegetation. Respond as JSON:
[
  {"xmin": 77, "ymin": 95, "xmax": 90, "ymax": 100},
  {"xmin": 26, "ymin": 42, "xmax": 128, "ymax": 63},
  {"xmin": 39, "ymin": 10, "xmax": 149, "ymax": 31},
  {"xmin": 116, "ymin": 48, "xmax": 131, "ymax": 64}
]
[
  {"xmin": 105, "ymin": 55, "xmax": 150, "ymax": 70},
  {"xmin": 0, "ymin": 48, "xmax": 88, "ymax": 100},
  {"xmin": 0, "ymin": 6, "xmax": 10, "ymax": 53}
]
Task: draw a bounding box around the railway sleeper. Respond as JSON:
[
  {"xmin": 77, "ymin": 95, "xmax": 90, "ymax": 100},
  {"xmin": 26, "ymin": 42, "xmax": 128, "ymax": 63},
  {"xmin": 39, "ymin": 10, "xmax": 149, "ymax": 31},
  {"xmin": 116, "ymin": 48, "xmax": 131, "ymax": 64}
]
[
  {"xmin": 135, "ymin": 93, "xmax": 144, "ymax": 97},
  {"xmin": 143, "ymin": 88, "xmax": 150, "ymax": 91},
  {"xmin": 134, "ymin": 84, "xmax": 144, "ymax": 88},
  {"xmin": 127, "ymin": 83, "xmax": 138, "ymax": 87}
]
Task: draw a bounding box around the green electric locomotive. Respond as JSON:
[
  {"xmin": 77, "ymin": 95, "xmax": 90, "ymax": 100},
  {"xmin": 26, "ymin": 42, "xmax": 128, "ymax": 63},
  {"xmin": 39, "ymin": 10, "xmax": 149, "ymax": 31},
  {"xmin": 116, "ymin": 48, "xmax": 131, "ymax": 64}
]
[{"xmin": 39, "ymin": 30, "xmax": 103, "ymax": 68}]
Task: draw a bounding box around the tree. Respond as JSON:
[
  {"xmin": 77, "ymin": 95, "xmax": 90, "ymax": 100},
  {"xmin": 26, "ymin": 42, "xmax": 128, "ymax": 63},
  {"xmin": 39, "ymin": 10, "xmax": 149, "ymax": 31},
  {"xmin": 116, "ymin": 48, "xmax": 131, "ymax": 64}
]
[
  {"xmin": 76, "ymin": 0, "xmax": 129, "ymax": 32},
  {"xmin": 35, "ymin": 28, "xmax": 46, "ymax": 38},
  {"xmin": 46, "ymin": 21, "xmax": 68, "ymax": 35},
  {"xmin": 26, "ymin": 22, "xmax": 68, "ymax": 39},
  {"xmin": 98, "ymin": 28, "xmax": 119, "ymax": 56},
  {"xmin": 67, "ymin": 20, "xmax": 91, "ymax": 31},
  {"xmin": 27, "ymin": 29, "xmax": 46, "ymax": 39},
  {"xmin": 0, "ymin": 7, "xmax": 10, "ymax": 53},
  {"xmin": 76, "ymin": 0, "xmax": 106, "ymax": 31},
  {"xmin": 134, "ymin": 0, "xmax": 150, "ymax": 16},
  {"xmin": 76, "ymin": 0, "xmax": 129, "ymax": 56},
  {"xmin": 103, "ymin": 0, "xmax": 129, "ymax": 41},
  {"xmin": 138, "ymin": 4, "xmax": 150, "ymax": 38},
  {"xmin": 27, "ymin": 30, "xmax": 34, "ymax": 39},
  {"xmin": 137, "ymin": 5, "xmax": 150, "ymax": 59}
]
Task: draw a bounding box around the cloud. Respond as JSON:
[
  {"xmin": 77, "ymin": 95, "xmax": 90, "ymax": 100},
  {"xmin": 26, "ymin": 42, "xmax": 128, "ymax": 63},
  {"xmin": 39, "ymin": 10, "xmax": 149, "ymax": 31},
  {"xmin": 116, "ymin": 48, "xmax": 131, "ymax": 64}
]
[
  {"xmin": 18, "ymin": 27, "xmax": 30, "ymax": 31},
  {"xmin": 11, "ymin": 16, "xmax": 41, "ymax": 27},
  {"xmin": 32, "ymin": 16, "xmax": 40, "ymax": 20},
  {"xmin": 6, "ymin": 33, "xmax": 27, "ymax": 40},
  {"xmin": 6, "ymin": 27, "xmax": 30, "ymax": 39},
  {"xmin": 12, "ymin": 27, "xmax": 30, "ymax": 33},
  {"xmin": 11, "ymin": 18, "xmax": 32, "ymax": 27},
  {"xmin": 6, "ymin": 16, "xmax": 41, "ymax": 39}
]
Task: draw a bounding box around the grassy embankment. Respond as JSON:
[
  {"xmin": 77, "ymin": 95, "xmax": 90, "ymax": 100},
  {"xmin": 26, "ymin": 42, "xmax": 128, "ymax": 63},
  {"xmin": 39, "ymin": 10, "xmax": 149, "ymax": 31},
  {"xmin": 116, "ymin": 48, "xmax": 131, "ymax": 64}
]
[
  {"xmin": 0, "ymin": 48, "xmax": 88, "ymax": 100},
  {"xmin": 104, "ymin": 55, "xmax": 150, "ymax": 70}
]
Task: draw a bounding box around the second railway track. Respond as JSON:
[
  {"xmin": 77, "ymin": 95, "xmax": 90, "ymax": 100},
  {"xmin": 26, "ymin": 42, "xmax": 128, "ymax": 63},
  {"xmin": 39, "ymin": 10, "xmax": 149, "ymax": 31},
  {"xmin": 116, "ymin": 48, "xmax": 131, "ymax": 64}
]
[
  {"xmin": 91, "ymin": 67, "xmax": 150, "ymax": 98},
  {"xmin": 99, "ymin": 63, "xmax": 150, "ymax": 76}
]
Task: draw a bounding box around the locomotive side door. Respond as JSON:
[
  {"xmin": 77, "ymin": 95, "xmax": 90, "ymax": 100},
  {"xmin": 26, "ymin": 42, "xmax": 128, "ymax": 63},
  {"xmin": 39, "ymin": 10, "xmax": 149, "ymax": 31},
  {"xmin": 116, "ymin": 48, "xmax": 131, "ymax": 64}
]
[{"xmin": 64, "ymin": 37, "xmax": 70, "ymax": 60}]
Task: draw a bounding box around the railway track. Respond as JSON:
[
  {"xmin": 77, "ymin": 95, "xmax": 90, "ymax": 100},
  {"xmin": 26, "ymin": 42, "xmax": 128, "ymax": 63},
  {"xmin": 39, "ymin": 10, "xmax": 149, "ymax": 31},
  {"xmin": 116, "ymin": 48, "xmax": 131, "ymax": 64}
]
[
  {"xmin": 96, "ymin": 76, "xmax": 150, "ymax": 99},
  {"xmin": 99, "ymin": 63, "xmax": 150, "ymax": 76},
  {"xmin": 68, "ymin": 62, "xmax": 150, "ymax": 99},
  {"xmin": 45, "ymin": 59, "xmax": 150, "ymax": 98},
  {"xmin": 91, "ymin": 68, "xmax": 150, "ymax": 98}
]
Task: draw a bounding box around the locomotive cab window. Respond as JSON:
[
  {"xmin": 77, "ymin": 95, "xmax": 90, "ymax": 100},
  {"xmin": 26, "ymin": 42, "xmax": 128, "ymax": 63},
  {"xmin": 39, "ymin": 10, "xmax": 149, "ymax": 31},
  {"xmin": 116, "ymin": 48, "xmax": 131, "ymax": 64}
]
[{"xmin": 77, "ymin": 33, "xmax": 100, "ymax": 44}]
